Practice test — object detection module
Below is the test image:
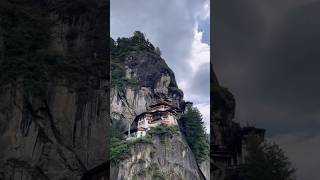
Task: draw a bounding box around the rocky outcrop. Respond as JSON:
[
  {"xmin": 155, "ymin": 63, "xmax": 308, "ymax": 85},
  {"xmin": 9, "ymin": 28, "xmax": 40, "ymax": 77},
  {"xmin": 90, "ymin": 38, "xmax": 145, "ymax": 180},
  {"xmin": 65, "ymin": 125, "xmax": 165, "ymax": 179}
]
[
  {"xmin": 200, "ymin": 159, "xmax": 210, "ymax": 180},
  {"xmin": 211, "ymin": 68, "xmax": 241, "ymax": 149},
  {"xmin": 211, "ymin": 67, "xmax": 239, "ymax": 179},
  {"xmin": 111, "ymin": 87, "xmax": 153, "ymax": 127},
  {"xmin": 211, "ymin": 66, "xmax": 259, "ymax": 180},
  {"xmin": 112, "ymin": 132, "xmax": 205, "ymax": 180},
  {"xmin": 111, "ymin": 51, "xmax": 184, "ymax": 126}
]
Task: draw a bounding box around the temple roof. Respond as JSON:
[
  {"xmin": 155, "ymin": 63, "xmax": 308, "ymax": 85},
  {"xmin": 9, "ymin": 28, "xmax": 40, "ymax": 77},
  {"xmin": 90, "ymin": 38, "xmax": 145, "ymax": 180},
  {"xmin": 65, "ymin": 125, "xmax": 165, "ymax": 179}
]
[
  {"xmin": 124, "ymin": 100, "xmax": 181, "ymax": 135},
  {"xmin": 133, "ymin": 109, "xmax": 178, "ymax": 123}
]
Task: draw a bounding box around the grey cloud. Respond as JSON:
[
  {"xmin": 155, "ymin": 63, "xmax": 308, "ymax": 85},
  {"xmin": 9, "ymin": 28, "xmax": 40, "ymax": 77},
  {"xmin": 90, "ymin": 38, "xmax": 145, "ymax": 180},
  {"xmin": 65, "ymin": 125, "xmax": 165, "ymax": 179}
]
[
  {"xmin": 189, "ymin": 63, "xmax": 210, "ymax": 99},
  {"xmin": 111, "ymin": 0, "xmax": 208, "ymax": 81},
  {"xmin": 213, "ymin": 0, "xmax": 320, "ymax": 179},
  {"xmin": 214, "ymin": 0, "xmax": 320, "ymax": 135}
]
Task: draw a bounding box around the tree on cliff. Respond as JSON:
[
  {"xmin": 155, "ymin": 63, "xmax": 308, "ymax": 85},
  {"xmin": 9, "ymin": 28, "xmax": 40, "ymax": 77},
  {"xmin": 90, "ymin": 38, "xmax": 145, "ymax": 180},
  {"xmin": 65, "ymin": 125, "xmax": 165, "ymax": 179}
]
[
  {"xmin": 181, "ymin": 107, "xmax": 209, "ymax": 163},
  {"xmin": 155, "ymin": 47, "xmax": 162, "ymax": 56},
  {"xmin": 238, "ymin": 135, "xmax": 296, "ymax": 180}
]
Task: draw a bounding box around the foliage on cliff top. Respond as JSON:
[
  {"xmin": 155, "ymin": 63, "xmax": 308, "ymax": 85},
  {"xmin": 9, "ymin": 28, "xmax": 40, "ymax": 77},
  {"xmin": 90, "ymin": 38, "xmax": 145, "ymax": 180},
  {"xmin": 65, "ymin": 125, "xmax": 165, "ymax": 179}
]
[
  {"xmin": 111, "ymin": 31, "xmax": 157, "ymax": 59},
  {"xmin": 110, "ymin": 136, "xmax": 153, "ymax": 164},
  {"xmin": 147, "ymin": 125, "xmax": 180, "ymax": 138},
  {"xmin": 111, "ymin": 31, "xmax": 162, "ymax": 89},
  {"xmin": 181, "ymin": 107, "xmax": 209, "ymax": 163},
  {"xmin": 111, "ymin": 125, "xmax": 181, "ymax": 164},
  {"xmin": 147, "ymin": 125, "xmax": 180, "ymax": 144},
  {"xmin": 110, "ymin": 138, "xmax": 131, "ymax": 164},
  {"xmin": 0, "ymin": 0, "xmax": 107, "ymax": 97}
]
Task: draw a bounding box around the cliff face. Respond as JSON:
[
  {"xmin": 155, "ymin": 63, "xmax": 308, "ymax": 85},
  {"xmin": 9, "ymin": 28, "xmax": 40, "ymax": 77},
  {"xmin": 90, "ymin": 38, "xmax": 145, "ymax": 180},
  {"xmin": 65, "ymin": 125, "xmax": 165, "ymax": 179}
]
[
  {"xmin": 112, "ymin": 132, "xmax": 204, "ymax": 180},
  {"xmin": 110, "ymin": 37, "xmax": 207, "ymax": 179},
  {"xmin": 0, "ymin": 82, "xmax": 108, "ymax": 179},
  {"xmin": 211, "ymin": 67, "xmax": 242, "ymax": 180},
  {"xmin": 111, "ymin": 51, "xmax": 184, "ymax": 127},
  {"xmin": 0, "ymin": 1, "xmax": 108, "ymax": 179}
]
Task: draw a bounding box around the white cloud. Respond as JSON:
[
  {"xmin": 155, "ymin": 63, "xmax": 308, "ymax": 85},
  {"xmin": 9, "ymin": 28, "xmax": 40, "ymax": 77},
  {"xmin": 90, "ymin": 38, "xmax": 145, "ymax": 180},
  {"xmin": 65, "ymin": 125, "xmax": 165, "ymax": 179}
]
[
  {"xmin": 111, "ymin": 0, "xmax": 210, "ymax": 133},
  {"xmin": 178, "ymin": 28, "xmax": 210, "ymax": 102},
  {"xmin": 190, "ymin": 29, "xmax": 211, "ymax": 75},
  {"xmin": 111, "ymin": 0, "xmax": 209, "ymax": 82},
  {"xmin": 178, "ymin": 27, "xmax": 210, "ymax": 133}
]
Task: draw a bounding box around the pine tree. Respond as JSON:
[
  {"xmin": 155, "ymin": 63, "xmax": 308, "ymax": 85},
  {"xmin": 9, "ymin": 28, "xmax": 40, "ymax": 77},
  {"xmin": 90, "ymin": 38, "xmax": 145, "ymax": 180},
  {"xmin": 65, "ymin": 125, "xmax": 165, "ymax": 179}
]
[{"xmin": 181, "ymin": 107, "xmax": 209, "ymax": 162}]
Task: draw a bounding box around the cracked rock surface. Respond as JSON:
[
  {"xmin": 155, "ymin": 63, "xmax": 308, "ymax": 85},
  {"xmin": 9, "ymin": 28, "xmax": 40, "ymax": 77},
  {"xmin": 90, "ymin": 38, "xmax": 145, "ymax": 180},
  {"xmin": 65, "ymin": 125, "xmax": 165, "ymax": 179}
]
[{"xmin": 0, "ymin": 81, "xmax": 108, "ymax": 180}]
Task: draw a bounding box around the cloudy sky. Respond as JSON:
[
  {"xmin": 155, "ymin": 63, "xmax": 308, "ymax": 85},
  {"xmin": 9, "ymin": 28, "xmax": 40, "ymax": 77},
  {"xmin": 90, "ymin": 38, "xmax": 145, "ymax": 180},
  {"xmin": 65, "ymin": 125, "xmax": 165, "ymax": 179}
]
[
  {"xmin": 213, "ymin": 0, "xmax": 320, "ymax": 179},
  {"xmin": 111, "ymin": 0, "xmax": 210, "ymax": 132}
]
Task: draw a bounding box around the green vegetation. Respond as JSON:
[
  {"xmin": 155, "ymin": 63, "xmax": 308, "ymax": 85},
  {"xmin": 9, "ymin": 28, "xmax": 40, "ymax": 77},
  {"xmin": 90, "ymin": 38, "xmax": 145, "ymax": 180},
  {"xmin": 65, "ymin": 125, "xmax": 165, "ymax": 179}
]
[
  {"xmin": 111, "ymin": 59, "xmax": 139, "ymax": 89},
  {"xmin": 237, "ymin": 135, "xmax": 296, "ymax": 180},
  {"xmin": 111, "ymin": 31, "xmax": 162, "ymax": 89},
  {"xmin": 110, "ymin": 136, "xmax": 153, "ymax": 164},
  {"xmin": 111, "ymin": 125, "xmax": 180, "ymax": 164},
  {"xmin": 152, "ymin": 170, "xmax": 166, "ymax": 180},
  {"xmin": 180, "ymin": 107, "xmax": 209, "ymax": 163},
  {"xmin": 130, "ymin": 136, "xmax": 153, "ymax": 145},
  {"xmin": 147, "ymin": 125, "xmax": 179, "ymax": 137},
  {"xmin": 110, "ymin": 138, "xmax": 130, "ymax": 164},
  {"xmin": 0, "ymin": 0, "xmax": 106, "ymax": 97},
  {"xmin": 147, "ymin": 125, "xmax": 180, "ymax": 144},
  {"xmin": 111, "ymin": 31, "xmax": 157, "ymax": 59},
  {"xmin": 0, "ymin": 0, "xmax": 51, "ymax": 96}
]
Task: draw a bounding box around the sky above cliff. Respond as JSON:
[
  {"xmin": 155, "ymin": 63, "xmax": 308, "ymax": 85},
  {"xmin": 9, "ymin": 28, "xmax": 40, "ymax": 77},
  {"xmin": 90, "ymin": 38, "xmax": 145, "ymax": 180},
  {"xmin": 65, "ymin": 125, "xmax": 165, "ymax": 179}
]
[
  {"xmin": 111, "ymin": 0, "xmax": 210, "ymax": 133},
  {"xmin": 213, "ymin": 0, "xmax": 320, "ymax": 179}
]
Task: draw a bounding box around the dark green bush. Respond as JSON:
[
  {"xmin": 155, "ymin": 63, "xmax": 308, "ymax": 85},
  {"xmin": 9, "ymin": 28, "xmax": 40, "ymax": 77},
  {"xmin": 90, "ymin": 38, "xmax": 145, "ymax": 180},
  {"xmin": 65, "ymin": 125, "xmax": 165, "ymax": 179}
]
[
  {"xmin": 238, "ymin": 135, "xmax": 296, "ymax": 180},
  {"xmin": 110, "ymin": 138, "xmax": 130, "ymax": 164},
  {"xmin": 147, "ymin": 125, "xmax": 180, "ymax": 144}
]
